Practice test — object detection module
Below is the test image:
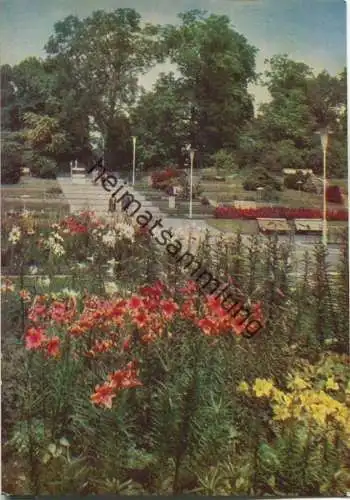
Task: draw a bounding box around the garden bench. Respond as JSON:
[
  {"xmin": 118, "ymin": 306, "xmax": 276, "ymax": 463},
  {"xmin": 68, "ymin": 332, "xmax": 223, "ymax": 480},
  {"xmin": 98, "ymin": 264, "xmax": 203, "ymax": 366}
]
[
  {"xmin": 257, "ymin": 218, "xmax": 291, "ymax": 234},
  {"xmin": 294, "ymin": 219, "xmax": 322, "ymax": 233}
]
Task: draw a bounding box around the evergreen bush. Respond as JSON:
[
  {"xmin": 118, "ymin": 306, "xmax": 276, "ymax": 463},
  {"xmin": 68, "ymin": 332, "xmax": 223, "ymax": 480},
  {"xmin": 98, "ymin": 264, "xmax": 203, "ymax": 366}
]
[
  {"xmin": 30, "ymin": 156, "xmax": 58, "ymax": 179},
  {"xmin": 1, "ymin": 134, "xmax": 23, "ymax": 184},
  {"xmin": 284, "ymin": 170, "xmax": 309, "ymax": 190},
  {"xmin": 243, "ymin": 167, "xmax": 283, "ymax": 191}
]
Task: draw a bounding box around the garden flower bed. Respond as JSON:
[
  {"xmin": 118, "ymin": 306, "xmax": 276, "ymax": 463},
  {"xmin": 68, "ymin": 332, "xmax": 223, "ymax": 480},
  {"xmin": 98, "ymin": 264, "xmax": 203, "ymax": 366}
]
[
  {"xmin": 151, "ymin": 167, "xmax": 182, "ymax": 189},
  {"xmin": 2, "ymin": 210, "xmax": 349, "ymax": 496},
  {"xmin": 214, "ymin": 205, "xmax": 349, "ymax": 221}
]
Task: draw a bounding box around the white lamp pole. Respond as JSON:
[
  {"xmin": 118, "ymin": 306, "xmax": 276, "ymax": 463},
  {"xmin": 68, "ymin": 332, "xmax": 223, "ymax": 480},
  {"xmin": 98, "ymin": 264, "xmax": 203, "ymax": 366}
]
[
  {"xmin": 189, "ymin": 149, "xmax": 195, "ymax": 219},
  {"xmin": 132, "ymin": 136, "xmax": 136, "ymax": 185},
  {"xmin": 319, "ymin": 129, "xmax": 329, "ymax": 246}
]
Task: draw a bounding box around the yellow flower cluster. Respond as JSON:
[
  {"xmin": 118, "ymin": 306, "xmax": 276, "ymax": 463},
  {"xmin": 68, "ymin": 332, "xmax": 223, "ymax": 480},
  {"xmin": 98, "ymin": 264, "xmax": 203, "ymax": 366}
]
[{"xmin": 237, "ymin": 355, "xmax": 350, "ymax": 447}]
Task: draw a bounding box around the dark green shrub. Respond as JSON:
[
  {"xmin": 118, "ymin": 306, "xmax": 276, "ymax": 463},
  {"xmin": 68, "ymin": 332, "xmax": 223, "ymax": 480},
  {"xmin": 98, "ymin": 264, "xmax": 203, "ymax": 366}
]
[
  {"xmin": 243, "ymin": 179, "xmax": 259, "ymax": 191},
  {"xmin": 1, "ymin": 136, "xmax": 23, "ymax": 184},
  {"xmin": 31, "ymin": 156, "xmax": 57, "ymax": 179},
  {"xmin": 243, "ymin": 167, "xmax": 282, "ymax": 191},
  {"xmin": 284, "ymin": 170, "xmax": 308, "ymax": 190},
  {"xmin": 211, "ymin": 149, "xmax": 237, "ymax": 173}
]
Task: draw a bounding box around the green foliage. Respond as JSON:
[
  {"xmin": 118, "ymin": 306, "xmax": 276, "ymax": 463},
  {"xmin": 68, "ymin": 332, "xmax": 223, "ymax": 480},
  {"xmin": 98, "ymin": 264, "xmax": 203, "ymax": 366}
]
[
  {"xmin": 130, "ymin": 73, "xmax": 188, "ymax": 168},
  {"xmin": 2, "ymin": 16, "xmax": 346, "ymax": 180},
  {"xmin": 307, "ymin": 70, "xmax": 346, "ymax": 130},
  {"xmin": 30, "ymin": 156, "xmax": 58, "ymax": 178},
  {"xmin": 264, "ymin": 54, "xmax": 314, "ymax": 99},
  {"xmin": 260, "ymin": 186, "xmax": 281, "ymax": 203},
  {"xmin": 1, "ymin": 64, "xmax": 20, "ymax": 131},
  {"xmin": 1, "ymin": 7, "xmax": 349, "ymax": 496},
  {"xmin": 260, "ymin": 140, "xmax": 306, "ymax": 173},
  {"xmin": 243, "ymin": 166, "xmax": 282, "ymax": 191},
  {"xmin": 24, "ymin": 112, "xmax": 68, "ymax": 157},
  {"xmin": 1, "ymin": 131, "xmax": 24, "ymax": 184},
  {"xmin": 1, "ymin": 340, "xmax": 26, "ymax": 442},
  {"xmin": 2, "ymin": 220, "xmax": 349, "ymax": 495},
  {"xmin": 163, "ymin": 10, "xmax": 257, "ymax": 152},
  {"xmin": 45, "ymin": 9, "xmax": 163, "ymax": 170},
  {"xmin": 284, "ymin": 170, "xmax": 309, "ymax": 190},
  {"xmin": 325, "ymin": 136, "xmax": 347, "ymax": 178},
  {"xmin": 211, "ymin": 149, "xmax": 238, "ymax": 173},
  {"xmin": 238, "ymin": 55, "xmax": 346, "ymax": 178},
  {"xmin": 11, "ymin": 57, "xmax": 57, "ymax": 118}
]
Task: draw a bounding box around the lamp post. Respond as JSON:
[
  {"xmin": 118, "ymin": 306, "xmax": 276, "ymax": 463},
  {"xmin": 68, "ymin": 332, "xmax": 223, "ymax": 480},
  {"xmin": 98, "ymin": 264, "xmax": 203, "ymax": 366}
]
[
  {"xmin": 317, "ymin": 128, "xmax": 330, "ymax": 246},
  {"xmin": 189, "ymin": 148, "xmax": 196, "ymax": 219},
  {"xmin": 132, "ymin": 136, "xmax": 137, "ymax": 185}
]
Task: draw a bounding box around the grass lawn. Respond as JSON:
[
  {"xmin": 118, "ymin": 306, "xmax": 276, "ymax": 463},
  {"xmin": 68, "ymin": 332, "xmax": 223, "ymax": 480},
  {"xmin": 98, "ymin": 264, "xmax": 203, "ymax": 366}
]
[
  {"xmin": 138, "ymin": 170, "xmax": 348, "ymax": 214},
  {"xmin": 2, "ymin": 176, "xmax": 60, "ymax": 190},
  {"xmin": 1, "ymin": 176, "xmax": 69, "ymax": 216},
  {"xmin": 200, "ymin": 169, "xmax": 348, "ymax": 210},
  {"xmin": 207, "ymin": 219, "xmax": 258, "ymax": 234},
  {"xmin": 332, "ymin": 178, "xmax": 348, "ymax": 191},
  {"xmin": 207, "ymin": 218, "xmax": 347, "ymax": 242}
]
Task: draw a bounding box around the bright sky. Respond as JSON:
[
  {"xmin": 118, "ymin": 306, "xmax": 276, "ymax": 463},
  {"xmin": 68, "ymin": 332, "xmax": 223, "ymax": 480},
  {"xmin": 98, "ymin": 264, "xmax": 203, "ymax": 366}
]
[{"xmin": 0, "ymin": 0, "xmax": 346, "ymax": 106}]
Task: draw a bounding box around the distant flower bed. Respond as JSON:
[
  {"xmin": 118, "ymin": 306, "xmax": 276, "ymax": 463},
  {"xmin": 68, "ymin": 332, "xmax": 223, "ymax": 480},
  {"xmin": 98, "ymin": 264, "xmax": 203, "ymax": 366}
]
[
  {"xmin": 151, "ymin": 167, "xmax": 182, "ymax": 189},
  {"xmin": 1, "ymin": 210, "xmax": 151, "ymax": 274},
  {"xmin": 214, "ymin": 205, "xmax": 349, "ymax": 221}
]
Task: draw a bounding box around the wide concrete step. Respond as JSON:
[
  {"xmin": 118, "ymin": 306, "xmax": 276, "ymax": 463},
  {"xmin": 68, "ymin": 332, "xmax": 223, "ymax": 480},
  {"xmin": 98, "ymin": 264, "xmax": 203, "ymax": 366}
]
[
  {"xmin": 165, "ymin": 213, "xmax": 215, "ymax": 219},
  {"xmin": 157, "ymin": 201, "xmax": 211, "ymax": 209}
]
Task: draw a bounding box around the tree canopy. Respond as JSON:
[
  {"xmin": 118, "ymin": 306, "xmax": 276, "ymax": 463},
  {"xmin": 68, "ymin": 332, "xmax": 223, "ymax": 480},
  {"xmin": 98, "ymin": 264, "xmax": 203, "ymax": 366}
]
[{"xmin": 1, "ymin": 9, "xmax": 347, "ymax": 179}]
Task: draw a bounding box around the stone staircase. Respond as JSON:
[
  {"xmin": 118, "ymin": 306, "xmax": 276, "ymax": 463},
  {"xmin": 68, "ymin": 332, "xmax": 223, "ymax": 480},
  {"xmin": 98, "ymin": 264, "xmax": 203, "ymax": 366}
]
[
  {"xmin": 57, "ymin": 175, "xmax": 163, "ymax": 218},
  {"xmin": 57, "ymin": 175, "xmax": 220, "ymax": 238},
  {"xmin": 132, "ymin": 185, "xmax": 214, "ymax": 218},
  {"xmin": 57, "ymin": 176, "xmax": 110, "ymax": 215}
]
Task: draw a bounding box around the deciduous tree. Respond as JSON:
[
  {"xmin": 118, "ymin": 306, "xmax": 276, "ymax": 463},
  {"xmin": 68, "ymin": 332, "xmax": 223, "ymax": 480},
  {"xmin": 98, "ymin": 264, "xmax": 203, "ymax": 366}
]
[{"xmin": 163, "ymin": 10, "xmax": 257, "ymax": 153}]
